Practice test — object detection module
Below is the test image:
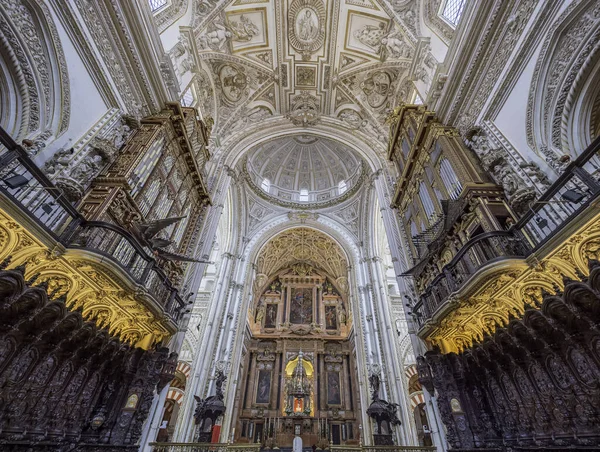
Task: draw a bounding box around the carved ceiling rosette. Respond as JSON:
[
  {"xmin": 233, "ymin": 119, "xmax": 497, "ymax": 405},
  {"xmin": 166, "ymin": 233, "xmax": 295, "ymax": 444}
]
[{"xmin": 288, "ymin": 0, "xmax": 326, "ymax": 61}]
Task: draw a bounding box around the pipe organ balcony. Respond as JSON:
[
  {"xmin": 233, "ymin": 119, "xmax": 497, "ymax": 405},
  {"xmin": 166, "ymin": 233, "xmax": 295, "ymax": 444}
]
[
  {"xmin": 387, "ymin": 105, "xmax": 600, "ymax": 353},
  {"xmin": 0, "ymin": 103, "xmax": 211, "ymax": 350}
]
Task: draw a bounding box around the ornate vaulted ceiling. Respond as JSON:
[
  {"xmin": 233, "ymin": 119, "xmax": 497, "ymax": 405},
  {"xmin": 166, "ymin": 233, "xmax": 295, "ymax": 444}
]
[
  {"xmin": 245, "ymin": 135, "xmax": 365, "ymax": 206},
  {"xmin": 187, "ymin": 0, "xmax": 436, "ymax": 152},
  {"xmin": 255, "ymin": 227, "xmax": 349, "ymax": 282}
]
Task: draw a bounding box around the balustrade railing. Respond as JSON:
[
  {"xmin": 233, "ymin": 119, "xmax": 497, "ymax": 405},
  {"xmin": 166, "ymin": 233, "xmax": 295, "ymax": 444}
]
[
  {"xmin": 149, "ymin": 445, "xmax": 434, "ymax": 452},
  {"xmin": 412, "ymin": 134, "xmax": 600, "ymax": 329},
  {"xmin": 150, "ymin": 444, "xmax": 261, "ymax": 452},
  {"xmin": 361, "ymin": 447, "xmax": 436, "ymax": 452},
  {"xmin": 516, "ymin": 135, "xmax": 600, "ymax": 248},
  {"xmin": 0, "ymin": 127, "xmax": 185, "ymax": 325}
]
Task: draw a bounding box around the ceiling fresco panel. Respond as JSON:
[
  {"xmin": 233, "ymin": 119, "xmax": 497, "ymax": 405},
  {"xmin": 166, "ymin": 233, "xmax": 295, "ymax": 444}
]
[{"xmin": 189, "ymin": 0, "xmax": 437, "ymax": 149}]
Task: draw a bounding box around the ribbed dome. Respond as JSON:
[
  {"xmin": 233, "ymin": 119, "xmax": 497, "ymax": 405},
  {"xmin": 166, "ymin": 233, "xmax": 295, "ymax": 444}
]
[{"xmin": 246, "ymin": 135, "xmax": 364, "ymax": 205}]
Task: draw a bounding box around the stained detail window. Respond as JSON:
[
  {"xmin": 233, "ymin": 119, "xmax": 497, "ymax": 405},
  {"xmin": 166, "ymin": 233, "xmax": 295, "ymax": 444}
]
[
  {"xmin": 440, "ymin": 0, "xmax": 467, "ymax": 26},
  {"xmin": 149, "ymin": 0, "xmax": 168, "ymax": 12}
]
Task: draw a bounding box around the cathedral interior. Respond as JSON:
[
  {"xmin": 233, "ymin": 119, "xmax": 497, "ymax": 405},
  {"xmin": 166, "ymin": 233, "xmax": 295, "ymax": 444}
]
[{"xmin": 1, "ymin": 0, "xmax": 600, "ymax": 451}]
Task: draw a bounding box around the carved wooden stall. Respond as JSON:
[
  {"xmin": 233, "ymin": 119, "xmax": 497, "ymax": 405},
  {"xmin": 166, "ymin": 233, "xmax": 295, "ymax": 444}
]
[
  {"xmin": 419, "ymin": 261, "xmax": 600, "ymax": 450},
  {"xmin": 388, "ymin": 105, "xmax": 600, "ymax": 449},
  {"xmin": 0, "ymin": 101, "xmax": 211, "ymax": 449},
  {"xmin": 0, "ymin": 263, "xmax": 177, "ymax": 451}
]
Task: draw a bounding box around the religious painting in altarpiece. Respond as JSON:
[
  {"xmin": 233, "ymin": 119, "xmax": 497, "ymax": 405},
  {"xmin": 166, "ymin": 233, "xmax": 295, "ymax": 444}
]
[
  {"xmin": 290, "ymin": 287, "xmax": 313, "ymax": 324},
  {"xmin": 327, "ymin": 371, "xmax": 342, "ymax": 405},
  {"xmin": 256, "ymin": 369, "xmax": 272, "ymax": 404}
]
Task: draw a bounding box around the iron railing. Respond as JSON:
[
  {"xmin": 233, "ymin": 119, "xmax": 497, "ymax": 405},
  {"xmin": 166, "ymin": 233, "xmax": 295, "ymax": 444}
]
[
  {"xmin": 149, "ymin": 444, "xmax": 261, "ymax": 452},
  {"xmin": 360, "ymin": 448, "xmax": 436, "ymax": 452},
  {"xmin": 149, "ymin": 445, "xmax": 434, "ymax": 452},
  {"xmin": 0, "ymin": 127, "xmax": 185, "ymax": 325},
  {"xmin": 412, "ymin": 134, "xmax": 600, "ymax": 329}
]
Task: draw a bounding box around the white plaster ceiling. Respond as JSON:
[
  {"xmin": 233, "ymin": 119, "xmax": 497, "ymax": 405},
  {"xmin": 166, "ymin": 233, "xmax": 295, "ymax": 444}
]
[
  {"xmin": 187, "ymin": 0, "xmax": 437, "ymax": 151},
  {"xmin": 246, "ymin": 135, "xmax": 363, "ymax": 203}
]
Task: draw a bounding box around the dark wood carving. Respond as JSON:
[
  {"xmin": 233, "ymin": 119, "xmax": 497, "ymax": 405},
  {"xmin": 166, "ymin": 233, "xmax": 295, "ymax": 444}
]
[
  {"xmin": 423, "ymin": 259, "xmax": 600, "ymax": 450},
  {"xmin": 0, "ymin": 264, "xmax": 176, "ymax": 451}
]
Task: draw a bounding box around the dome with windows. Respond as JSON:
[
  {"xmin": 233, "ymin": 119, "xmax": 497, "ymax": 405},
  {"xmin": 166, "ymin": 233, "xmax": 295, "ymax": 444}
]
[{"xmin": 244, "ymin": 135, "xmax": 366, "ymax": 207}]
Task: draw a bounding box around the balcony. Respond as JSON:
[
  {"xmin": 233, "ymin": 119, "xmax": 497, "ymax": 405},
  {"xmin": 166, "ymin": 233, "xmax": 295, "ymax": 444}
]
[
  {"xmin": 0, "ymin": 127, "xmax": 185, "ymax": 340},
  {"xmin": 411, "ymin": 134, "xmax": 600, "ymax": 331},
  {"xmin": 149, "ymin": 444, "xmax": 435, "ymax": 452},
  {"xmin": 150, "ymin": 445, "xmax": 261, "ymax": 452}
]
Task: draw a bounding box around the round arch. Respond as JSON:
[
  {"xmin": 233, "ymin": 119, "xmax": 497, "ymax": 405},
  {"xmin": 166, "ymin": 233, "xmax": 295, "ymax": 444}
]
[
  {"xmin": 215, "ymin": 118, "xmax": 388, "ymax": 172},
  {"xmin": 527, "ymin": 1, "xmax": 600, "ymax": 157},
  {"xmin": 0, "ymin": 0, "xmax": 70, "ymax": 141}
]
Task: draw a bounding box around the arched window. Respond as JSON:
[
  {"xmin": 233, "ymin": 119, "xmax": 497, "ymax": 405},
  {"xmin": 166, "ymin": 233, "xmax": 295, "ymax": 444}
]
[
  {"xmin": 149, "ymin": 0, "xmax": 168, "ymax": 12},
  {"xmin": 440, "ymin": 0, "xmax": 466, "ymax": 26},
  {"xmin": 261, "ymin": 178, "xmax": 270, "ymax": 192},
  {"xmin": 299, "ymin": 189, "xmax": 309, "ymax": 202},
  {"xmin": 338, "ymin": 180, "xmax": 347, "ymax": 194}
]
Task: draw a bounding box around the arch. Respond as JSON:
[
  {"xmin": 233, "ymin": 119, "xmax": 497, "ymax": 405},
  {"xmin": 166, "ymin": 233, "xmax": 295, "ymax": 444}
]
[
  {"xmin": 176, "ymin": 361, "xmax": 192, "ymax": 380},
  {"xmin": 254, "ymin": 227, "xmax": 351, "ymax": 284},
  {"xmin": 410, "ymin": 391, "xmax": 425, "ymax": 410},
  {"xmin": 215, "ymin": 118, "xmax": 387, "ymax": 173},
  {"xmin": 0, "ymin": 0, "xmax": 70, "ymax": 141},
  {"xmin": 405, "ymin": 364, "xmax": 418, "ymax": 380},
  {"xmin": 527, "ymin": 1, "xmax": 600, "ymax": 157},
  {"xmin": 166, "ymin": 387, "xmax": 186, "ymax": 407},
  {"xmin": 245, "ymin": 218, "xmax": 360, "ymax": 277}
]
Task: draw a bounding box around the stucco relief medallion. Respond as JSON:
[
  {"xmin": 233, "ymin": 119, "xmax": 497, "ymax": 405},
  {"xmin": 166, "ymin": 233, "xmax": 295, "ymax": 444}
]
[
  {"xmin": 288, "ymin": 0, "xmax": 326, "ymax": 60},
  {"xmin": 360, "ymin": 70, "xmax": 393, "ymax": 108},
  {"xmin": 218, "ymin": 64, "xmax": 248, "ymax": 104}
]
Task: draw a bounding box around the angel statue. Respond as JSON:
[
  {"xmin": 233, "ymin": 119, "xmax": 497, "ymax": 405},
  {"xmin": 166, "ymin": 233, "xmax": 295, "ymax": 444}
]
[
  {"xmin": 198, "ymin": 22, "xmax": 231, "ymax": 52},
  {"xmin": 131, "ymin": 217, "xmax": 210, "ymax": 263},
  {"xmin": 381, "ymin": 31, "xmax": 412, "ymax": 60},
  {"xmin": 228, "ymin": 14, "xmax": 260, "ymax": 42}
]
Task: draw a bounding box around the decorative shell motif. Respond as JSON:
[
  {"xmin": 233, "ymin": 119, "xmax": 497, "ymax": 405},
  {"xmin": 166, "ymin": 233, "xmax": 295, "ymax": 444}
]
[{"xmin": 288, "ymin": 0, "xmax": 326, "ymax": 60}]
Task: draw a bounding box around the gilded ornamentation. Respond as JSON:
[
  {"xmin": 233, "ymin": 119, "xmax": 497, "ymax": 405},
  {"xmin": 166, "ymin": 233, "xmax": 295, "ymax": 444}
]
[
  {"xmin": 422, "ymin": 212, "xmax": 600, "ymax": 353},
  {"xmin": 0, "ymin": 211, "xmax": 172, "ymax": 348},
  {"xmin": 291, "ymin": 262, "xmax": 314, "ymax": 277},
  {"xmin": 255, "ymin": 228, "xmax": 348, "ymax": 283}
]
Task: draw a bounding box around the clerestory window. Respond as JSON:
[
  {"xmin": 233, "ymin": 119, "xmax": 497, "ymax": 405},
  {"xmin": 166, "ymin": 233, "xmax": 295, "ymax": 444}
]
[
  {"xmin": 149, "ymin": 0, "xmax": 168, "ymax": 12},
  {"xmin": 338, "ymin": 180, "xmax": 347, "ymax": 194},
  {"xmin": 440, "ymin": 0, "xmax": 467, "ymax": 27},
  {"xmin": 299, "ymin": 189, "xmax": 309, "ymax": 202},
  {"xmin": 261, "ymin": 178, "xmax": 270, "ymax": 192},
  {"xmin": 413, "ymin": 91, "xmax": 423, "ymax": 105},
  {"xmin": 181, "ymin": 85, "xmax": 195, "ymax": 107}
]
